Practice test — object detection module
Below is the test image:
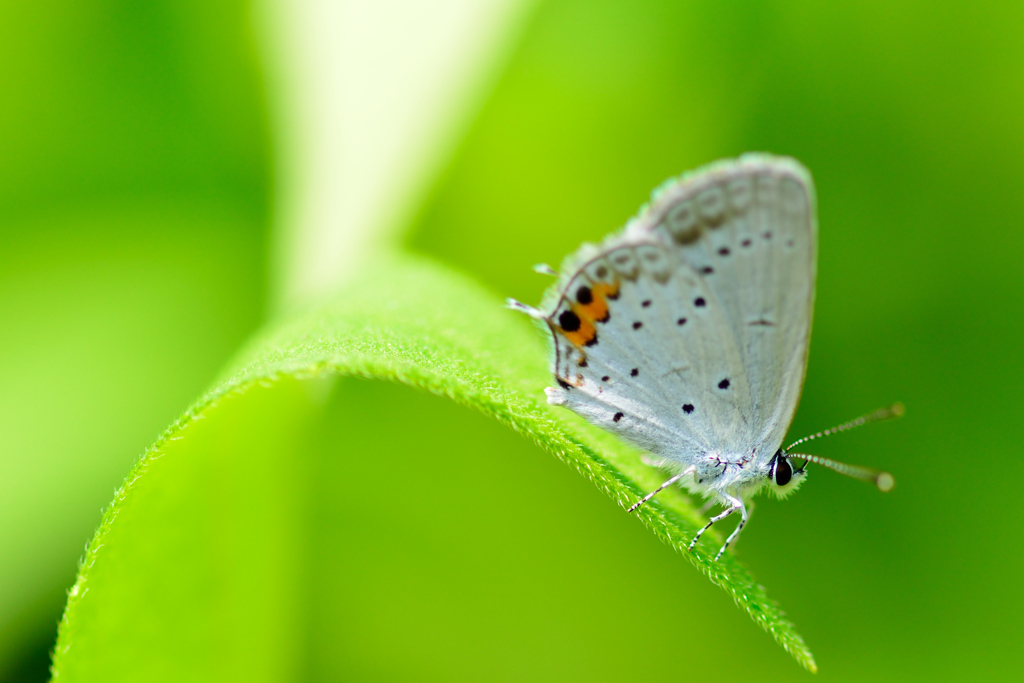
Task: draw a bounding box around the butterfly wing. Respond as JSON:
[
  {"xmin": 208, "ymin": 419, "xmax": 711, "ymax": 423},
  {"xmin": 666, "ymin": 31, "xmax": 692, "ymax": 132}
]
[{"xmin": 542, "ymin": 155, "xmax": 816, "ymax": 464}]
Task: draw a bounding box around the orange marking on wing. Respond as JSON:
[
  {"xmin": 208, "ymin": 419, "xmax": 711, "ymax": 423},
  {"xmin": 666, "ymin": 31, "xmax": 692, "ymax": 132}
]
[
  {"xmin": 562, "ymin": 317, "xmax": 596, "ymax": 348},
  {"xmin": 575, "ymin": 281, "xmax": 617, "ymax": 322},
  {"xmin": 557, "ymin": 280, "xmax": 619, "ymax": 349}
]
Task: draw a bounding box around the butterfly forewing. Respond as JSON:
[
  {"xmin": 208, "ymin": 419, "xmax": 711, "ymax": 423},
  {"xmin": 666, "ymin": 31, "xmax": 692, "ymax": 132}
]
[{"xmin": 543, "ymin": 155, "xmax": 816, "ymax": 465}]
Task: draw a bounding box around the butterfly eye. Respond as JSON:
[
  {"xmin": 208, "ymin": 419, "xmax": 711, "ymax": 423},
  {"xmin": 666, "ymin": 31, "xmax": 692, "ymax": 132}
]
[{"xmin": 773, "ymin": 455, "xmax": 793, "ymax": 487}]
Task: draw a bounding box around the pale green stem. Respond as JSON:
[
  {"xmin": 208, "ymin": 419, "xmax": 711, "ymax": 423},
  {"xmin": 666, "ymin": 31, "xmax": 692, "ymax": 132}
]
[{"xmin": 256, "ymin": 0, "xmax": 535, "ymax": 314}]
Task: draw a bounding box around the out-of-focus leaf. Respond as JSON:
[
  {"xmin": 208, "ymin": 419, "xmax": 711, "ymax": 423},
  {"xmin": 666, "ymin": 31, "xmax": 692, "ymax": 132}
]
[
  {"xmin": 0, "ymin": 204, "xmax": 266, "ymax": 675},
  {"xmin": 0, "ymin": 0, "xmax": 270, "ymax": 671}
]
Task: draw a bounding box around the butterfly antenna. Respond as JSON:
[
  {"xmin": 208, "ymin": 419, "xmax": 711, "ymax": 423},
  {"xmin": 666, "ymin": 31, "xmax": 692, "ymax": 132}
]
[
  {"xmin": 786, "ymin": 402, "xmax": 905, "ymax": 451},
  {"xmin": 787, "ymin": 453, "xmax": 895, "ymax": 492},
  {"xmin": 785, "ymin": 402, "xmax": 904, "ymax": 492},
  {"xmin": 532, "ymin": 263, "xmax": 557, "ymax": 276}
]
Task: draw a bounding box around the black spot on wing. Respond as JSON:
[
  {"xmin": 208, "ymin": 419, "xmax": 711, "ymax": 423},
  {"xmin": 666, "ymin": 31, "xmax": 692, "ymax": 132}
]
[
  {"xmin": 559, "ymin": 310, "xmax": 581, "ymax": 332},
  {"xmin": 613, "ymin": 412, "xmax": 624, "ymax": 422},
  {"xmin": 718, "ymin": 378, "xmax": 731, "ymax": 389},
  {"xmin": 682, "ymin": 404, "xmax": 694, "ymax": 414}
]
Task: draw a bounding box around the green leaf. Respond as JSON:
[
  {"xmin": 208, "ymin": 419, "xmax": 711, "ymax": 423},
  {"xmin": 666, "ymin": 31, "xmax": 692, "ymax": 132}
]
[{"xmin": 51, "ymin": 255, "xmax": 816, "ymax": 678}]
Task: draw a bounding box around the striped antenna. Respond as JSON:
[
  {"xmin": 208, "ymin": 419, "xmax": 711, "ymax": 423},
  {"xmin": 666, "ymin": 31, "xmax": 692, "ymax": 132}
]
[
  {"xmin": 786, "ymin": 403, "xmax": 905, "ymax": 451},
  {"xmin": 788, "ymin": 453, "xmax": 895, "ymax": 492},
  {"xmin": 785, "ymin": 402, "xmax": 904, "ymax": 492}
]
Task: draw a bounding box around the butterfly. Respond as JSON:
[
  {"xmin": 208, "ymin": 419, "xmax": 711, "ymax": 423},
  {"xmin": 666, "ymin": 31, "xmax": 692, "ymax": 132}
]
[{"xmin": 509, "ymin": 154, "xmax": 901, "ymax": 561}]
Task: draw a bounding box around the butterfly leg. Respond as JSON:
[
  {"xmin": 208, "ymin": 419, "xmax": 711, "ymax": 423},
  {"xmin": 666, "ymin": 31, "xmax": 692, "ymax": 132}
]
[
  {"xmin": 719, "ymin": 497, "xmax": 754, "ymax": 552},
  {"xmin": 627, "ymin": 466, "xmax": 696, "ymax": 513},
  {"xmin": 714, "ymin": 497, "xmax": 750, "ymax": 561},
  {"xmin": 688, "ymin": 495, "xmax": 742, "ymax": 553}
]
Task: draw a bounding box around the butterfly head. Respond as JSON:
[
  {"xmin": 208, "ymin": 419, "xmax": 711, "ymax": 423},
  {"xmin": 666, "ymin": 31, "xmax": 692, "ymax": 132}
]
[{"xmin": 767, "ymin": 449, "xmax": 806, "ymax": 499}]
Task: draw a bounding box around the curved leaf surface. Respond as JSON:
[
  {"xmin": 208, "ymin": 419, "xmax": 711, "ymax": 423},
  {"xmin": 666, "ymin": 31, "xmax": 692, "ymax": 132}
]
[{"xmin": 52, "ymin": 256, "xmax": 816, "ymax": 678}]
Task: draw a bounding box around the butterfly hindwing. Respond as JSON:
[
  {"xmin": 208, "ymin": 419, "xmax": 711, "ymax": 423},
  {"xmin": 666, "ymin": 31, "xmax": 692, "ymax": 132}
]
[
  {"xmin": 641, "ymin": 156, "xmax": 816, "ymax": 451},
  {"xmin": 543, "ymin": 155, "xmax": 816, "ymax": 465}
]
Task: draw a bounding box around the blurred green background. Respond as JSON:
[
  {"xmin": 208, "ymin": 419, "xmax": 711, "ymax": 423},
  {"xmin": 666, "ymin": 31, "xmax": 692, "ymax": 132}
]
[{"xmin": 2, "ymin": 0, "xmax": 1023, "ymax": 680}]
